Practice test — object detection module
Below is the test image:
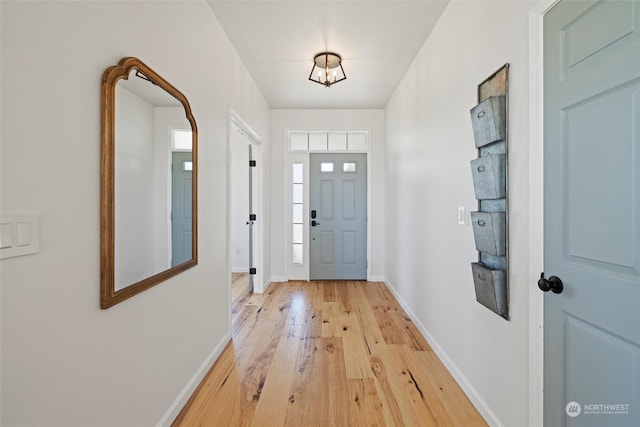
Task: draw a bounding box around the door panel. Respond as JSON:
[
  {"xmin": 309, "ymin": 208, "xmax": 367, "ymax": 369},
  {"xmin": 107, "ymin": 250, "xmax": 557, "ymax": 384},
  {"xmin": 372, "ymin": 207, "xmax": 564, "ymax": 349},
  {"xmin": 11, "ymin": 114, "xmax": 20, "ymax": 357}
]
[
  {"xmin": 544, "ymin": 1, "xmax": 640, "ymax": 426},
  {"xmin": 310, "ymin": 153, "xmax": 366, "ymax": 280},
  {"xmin": 565, "ymin": 85, "xmax": 638, "ymax": 271},
  {"xmin": 320, "ymin": 180, "xmax": 335, "ymax": 219},
  {"xmin": 342, "ymin": 231, "xmax": 356, "ymax": 264},
  {"xmin": 563, "ymin": 0, "xmax": 635, "ymax": 69},
  {"xmin": 342, "ymin": 180, "xmax": 356, "ymax": 219},
  {"xmin": 320, "ymin": 231, "xmax": 334, "ymax": 265}
]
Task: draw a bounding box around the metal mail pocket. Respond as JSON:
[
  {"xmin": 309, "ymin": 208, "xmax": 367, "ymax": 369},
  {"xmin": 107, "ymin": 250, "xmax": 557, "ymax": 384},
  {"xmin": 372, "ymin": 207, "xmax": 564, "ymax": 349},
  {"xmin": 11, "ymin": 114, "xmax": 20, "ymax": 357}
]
[
  {"xmin": 471, "ymin": 211, "xmax": 505, "ymax": 256},
  {"xmin": 471, "ymin": 262, "xmax": 507, "ymax": 317},
  {"xmin": 469, "ymin": 96, "xmax": 506, "ymax": 148},
  {"xmin": 470, "ymin": 154, "xmax": 505, "ymax": 200}
]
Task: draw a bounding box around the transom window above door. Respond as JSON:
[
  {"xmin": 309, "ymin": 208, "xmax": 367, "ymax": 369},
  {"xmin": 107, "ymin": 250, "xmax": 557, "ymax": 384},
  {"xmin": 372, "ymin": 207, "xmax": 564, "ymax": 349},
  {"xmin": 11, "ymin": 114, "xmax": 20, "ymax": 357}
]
[{"xmin": 289, "ymin": 131, "xmax": 368, "ymax": 152}]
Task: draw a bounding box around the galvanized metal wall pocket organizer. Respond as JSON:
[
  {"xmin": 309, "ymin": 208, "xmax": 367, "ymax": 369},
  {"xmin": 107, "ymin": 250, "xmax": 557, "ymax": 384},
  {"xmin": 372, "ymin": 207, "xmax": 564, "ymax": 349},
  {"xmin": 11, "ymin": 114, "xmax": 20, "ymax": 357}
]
[{"xmin": 469, "ymin": 64, "xmax": 509, "ymax": 320}]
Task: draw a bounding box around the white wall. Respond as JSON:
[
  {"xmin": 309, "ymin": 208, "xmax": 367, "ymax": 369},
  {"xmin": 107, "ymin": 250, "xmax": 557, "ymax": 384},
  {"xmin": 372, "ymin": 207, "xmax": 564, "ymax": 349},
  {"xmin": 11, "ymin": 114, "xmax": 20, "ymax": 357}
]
[
  {"xmin": 115, "ymin": 85, "xmax": 157, "ymax": 289},
  {"xmin": 270, "ymin": 110, "xmax": 385, "ymax": 282},
  {"xmin": 384, "ymin": 1, "xmax": 535, "ymax": 426},
  {"xmin": 0, "ymin": 1, "xmax": 270, "ymax": 425}
]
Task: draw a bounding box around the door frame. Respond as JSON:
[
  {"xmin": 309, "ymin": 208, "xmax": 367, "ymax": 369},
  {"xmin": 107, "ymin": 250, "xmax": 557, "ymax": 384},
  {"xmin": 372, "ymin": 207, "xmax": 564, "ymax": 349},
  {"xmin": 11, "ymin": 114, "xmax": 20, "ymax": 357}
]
[
  {"xmin": 528, "ymin": 1, "xmax": 560, "ymax": 425},
  {"xmin": 284, "ymin": 130, "xmax": 372, "ymax": 281},
  {"xmin": 226, "ymin": 109, "xmax": 265, "ymax": 297}
]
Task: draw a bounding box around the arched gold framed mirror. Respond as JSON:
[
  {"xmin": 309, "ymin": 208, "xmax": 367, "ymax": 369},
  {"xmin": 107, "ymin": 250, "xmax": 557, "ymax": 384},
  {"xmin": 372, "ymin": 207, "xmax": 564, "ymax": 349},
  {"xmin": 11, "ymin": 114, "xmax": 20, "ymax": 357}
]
[{"xmin": 101, "ymin": 57, "xmax": 198, "ymax": 309}]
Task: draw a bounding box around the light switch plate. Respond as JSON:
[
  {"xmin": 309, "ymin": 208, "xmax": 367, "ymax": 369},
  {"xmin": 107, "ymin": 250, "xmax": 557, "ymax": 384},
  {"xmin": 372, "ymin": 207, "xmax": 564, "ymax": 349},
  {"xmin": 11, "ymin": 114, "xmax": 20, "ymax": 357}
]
[
  {"xmin": 0, "ymin": 223, "xmax": 13, "ymax": 249},
  {"xmin": 0, "ymin": 212, "xmax": 39, "ymax": 259},
  {"xmin": 458, "ymin": 206, "xmax": 469, "ymax": 225}
]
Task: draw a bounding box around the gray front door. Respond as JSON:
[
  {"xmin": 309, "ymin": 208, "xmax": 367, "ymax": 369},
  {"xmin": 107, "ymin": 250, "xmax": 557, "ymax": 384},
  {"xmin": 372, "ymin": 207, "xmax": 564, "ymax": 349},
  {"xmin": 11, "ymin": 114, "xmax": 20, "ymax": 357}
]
[
  {"xmin": 171, "ymin": 151, "xmax": 192, "ymax": 266},
  {"xmin": 544, "ymin": 1, "xmax": 640, "ymax": 425},
  {"xmin": 309, "ymin": 153, "xmax": 367, "ymax": 280}
]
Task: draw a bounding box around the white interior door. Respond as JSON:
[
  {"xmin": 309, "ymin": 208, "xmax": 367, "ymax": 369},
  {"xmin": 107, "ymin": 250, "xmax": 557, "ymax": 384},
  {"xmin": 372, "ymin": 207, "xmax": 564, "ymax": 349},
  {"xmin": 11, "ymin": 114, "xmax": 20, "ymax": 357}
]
[
  {"xmin": 229, "ymin": 114, "xmax": 263, "ymax": 293},
  {"xmin": 543, "ymin": 1, "xmax": 640, "ymax": 425}
]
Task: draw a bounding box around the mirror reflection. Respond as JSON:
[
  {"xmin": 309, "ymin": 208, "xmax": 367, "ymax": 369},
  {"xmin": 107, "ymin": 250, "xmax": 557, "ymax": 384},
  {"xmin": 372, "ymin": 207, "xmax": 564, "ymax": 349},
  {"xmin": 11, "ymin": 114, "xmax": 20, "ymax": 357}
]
[
  {"xmin": 101, "ymin": 57, "xmax": 197, "ymax": 308},
  {"xmin": 114, "ymin": 73, "xmax": 193, "ymax": 290}
]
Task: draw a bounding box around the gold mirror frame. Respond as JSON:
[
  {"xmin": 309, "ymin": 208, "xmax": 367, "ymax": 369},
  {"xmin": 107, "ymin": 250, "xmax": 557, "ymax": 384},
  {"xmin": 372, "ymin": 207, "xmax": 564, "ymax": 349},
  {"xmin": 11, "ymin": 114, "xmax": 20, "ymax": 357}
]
[{"xmin": 100, "ymin": 57, "xmax": 198, "ymax": 309}]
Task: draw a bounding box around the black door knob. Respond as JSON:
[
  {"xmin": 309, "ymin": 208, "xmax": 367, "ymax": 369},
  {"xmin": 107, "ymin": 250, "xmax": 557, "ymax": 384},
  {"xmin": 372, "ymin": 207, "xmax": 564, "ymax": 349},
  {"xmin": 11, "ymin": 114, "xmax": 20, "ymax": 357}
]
[{"xmin": 538, "ymin": 272, "xmax": 563, "ymax": 294}]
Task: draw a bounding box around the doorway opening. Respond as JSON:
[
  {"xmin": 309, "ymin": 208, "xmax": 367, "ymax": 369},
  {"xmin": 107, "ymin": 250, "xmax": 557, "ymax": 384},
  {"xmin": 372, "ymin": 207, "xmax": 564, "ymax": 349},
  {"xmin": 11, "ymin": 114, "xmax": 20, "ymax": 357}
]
[{"xmin": 228, "ymin": 111, "xmax": 264, "ymax": 299}]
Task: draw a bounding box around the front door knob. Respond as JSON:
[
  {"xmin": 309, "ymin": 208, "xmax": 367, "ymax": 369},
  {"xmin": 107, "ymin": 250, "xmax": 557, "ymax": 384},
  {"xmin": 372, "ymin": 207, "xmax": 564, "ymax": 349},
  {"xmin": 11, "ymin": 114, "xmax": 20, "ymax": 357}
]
[{"xmin": 538, "ymin": 272, "xmax": 563, "ymax": 294}]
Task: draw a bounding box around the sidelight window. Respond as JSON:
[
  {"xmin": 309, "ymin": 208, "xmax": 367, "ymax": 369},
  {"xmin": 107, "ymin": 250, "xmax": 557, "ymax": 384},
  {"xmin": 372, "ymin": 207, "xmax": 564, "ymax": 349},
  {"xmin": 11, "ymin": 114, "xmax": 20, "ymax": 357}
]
[{"xmin": 292, "ymin": 163, "xmax": 304, "ymax": 265}]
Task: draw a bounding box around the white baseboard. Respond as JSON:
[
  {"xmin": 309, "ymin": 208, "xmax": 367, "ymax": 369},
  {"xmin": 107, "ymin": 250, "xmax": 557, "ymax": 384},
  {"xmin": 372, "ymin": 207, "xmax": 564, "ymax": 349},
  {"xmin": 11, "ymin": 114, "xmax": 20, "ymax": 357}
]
[
  {"xmin": 383, "ymin": 279, "xmax": 503, "ymax": 427},
  {"xmin": 156, "ymin": 333, "xmax": 231, "ymax": 427},
  {"xmin": 262, "ymin": 279, "xmax": 274, "ymax": 293},
  {"xmin": 232, "ymin": 267, "xmax": 250, "ymax": 273},
  {"xmin": 270, "ymin": 275, "xmax": 288, "ymax": 283},
  {"xmin": 367, "ymin": 275, "xmax": 385, "ymax": 282}
]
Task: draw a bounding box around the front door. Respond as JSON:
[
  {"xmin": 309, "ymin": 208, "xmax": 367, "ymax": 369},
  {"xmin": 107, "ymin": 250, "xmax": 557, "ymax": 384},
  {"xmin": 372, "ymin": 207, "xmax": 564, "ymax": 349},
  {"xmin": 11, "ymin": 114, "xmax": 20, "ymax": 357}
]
[
  {"xmin": 544, "ymin": 1, "xmax": 640, "ymax": 425},
  {"xmin": 309, "ymin": 153, "xmax": 367, "ymax": 280},
  {"xmin": 171, "ymin": 151, "xmax": 193, "ymax": 266}
]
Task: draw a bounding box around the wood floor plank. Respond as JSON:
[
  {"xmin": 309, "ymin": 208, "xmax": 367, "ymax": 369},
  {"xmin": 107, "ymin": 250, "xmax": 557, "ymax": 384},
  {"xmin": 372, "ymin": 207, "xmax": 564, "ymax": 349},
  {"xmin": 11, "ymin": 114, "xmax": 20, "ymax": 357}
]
[
  {"xmin": 413, "ymin": 349, "xmax": 488, "ymax": 426},
  {"xmin": 337, "ymin": 302, "xmax": 374, "ymax": 379},
  {"xmin": 283, "ymin": 336, "xmax": 323, "ymax": 426},
  {"xmin": 349, "ymin": 283, "xmax": 388, "ymax": 357},
  {"xmin": 387, "ymin": 344, "xmax": 456, "ymax": 426},
  {"xmin": 346, "ymin": 378, "xmax": 386, "ymax": 426},
  {"xmin": 250, "ymin": 324, "xmax": 303, "ymax": 427},
  {"xmin": 174, "ymin": 344, "xmax": 240, "ymax": 426},
  {"xmin": 369, "ymin": 355, "xmax": 411, "ymax": 426},
  {"xmin": 173, "ymin": 278, "xmax": 487, "ymax": 427}
]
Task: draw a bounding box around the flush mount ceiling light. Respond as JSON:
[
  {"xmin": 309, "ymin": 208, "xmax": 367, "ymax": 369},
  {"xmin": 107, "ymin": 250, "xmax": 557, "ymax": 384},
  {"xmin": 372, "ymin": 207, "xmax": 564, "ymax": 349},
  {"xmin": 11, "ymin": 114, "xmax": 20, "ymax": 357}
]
[{"xmin": 309, "ymin": 52, "xmax": 346, "ymax": 87}]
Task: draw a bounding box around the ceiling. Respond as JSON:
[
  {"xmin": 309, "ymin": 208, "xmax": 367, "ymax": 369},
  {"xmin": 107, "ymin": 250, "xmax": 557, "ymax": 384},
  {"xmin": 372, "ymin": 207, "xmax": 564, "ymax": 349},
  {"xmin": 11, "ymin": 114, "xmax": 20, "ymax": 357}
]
[{"xmin": 207, "ymin": 0, "xmax": 449, "ymax": 109}]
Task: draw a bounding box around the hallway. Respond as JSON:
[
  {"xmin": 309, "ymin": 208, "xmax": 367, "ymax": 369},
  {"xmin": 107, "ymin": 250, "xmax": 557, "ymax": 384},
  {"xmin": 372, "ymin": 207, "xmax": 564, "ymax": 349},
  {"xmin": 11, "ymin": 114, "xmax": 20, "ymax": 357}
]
[{"xmin": 174, "ymin": 275, "xmax": 486, "ymax": 426}]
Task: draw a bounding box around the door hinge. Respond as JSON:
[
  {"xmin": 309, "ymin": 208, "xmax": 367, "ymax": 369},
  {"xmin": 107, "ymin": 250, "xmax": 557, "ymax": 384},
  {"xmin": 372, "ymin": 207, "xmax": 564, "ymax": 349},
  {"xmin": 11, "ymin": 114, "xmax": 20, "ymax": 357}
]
[
  {"xmin": 249, "ymin": 160, "xmax": 257, "ymax": 167},
  {"xmin": 250, "ymin": 268, "xmax": 257, "ymax": 275},
  {"xmin": 249, "ymin": 214, "xmax": 257, "ymax": 221}
]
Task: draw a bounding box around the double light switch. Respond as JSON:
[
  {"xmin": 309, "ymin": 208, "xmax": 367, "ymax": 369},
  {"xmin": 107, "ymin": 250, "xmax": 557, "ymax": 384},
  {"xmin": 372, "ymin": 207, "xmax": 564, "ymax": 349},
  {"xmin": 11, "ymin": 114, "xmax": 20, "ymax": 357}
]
[{"xmin": 0, "ymin": 212, "xmax": 40, "ymax": 259}]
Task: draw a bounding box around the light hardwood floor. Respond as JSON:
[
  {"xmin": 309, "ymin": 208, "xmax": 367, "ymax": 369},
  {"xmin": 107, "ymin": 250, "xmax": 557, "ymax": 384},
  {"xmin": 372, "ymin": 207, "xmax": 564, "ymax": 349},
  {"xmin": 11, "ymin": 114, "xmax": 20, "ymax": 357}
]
[{"xmin": 173, "ymin": 274, "xmax": 487, "ymax": 426}]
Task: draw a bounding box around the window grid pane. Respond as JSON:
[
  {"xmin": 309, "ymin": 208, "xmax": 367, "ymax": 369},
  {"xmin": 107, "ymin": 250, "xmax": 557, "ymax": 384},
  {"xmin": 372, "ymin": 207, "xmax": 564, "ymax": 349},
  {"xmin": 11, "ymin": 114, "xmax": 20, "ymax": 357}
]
[
  {"xmin": 321, "ymin": 162, "xmax": 334, "ymax": 173},
  {"xmin": 292, "ymin": 163, "xmax": 303, "ymax": 183},
  {"xmin": 343, "ymin": 162, "xmax": 356, "ymax": 172},
  {"xmin": 290, "ymin": 133, "xmax": 308, "ymax": 151},
  {"xmin": 292, "ymin": 244, "xmax": 303, "ymax": 265},
  {"xmin": 328, "ymin": 132, "xmax": 347, "ymax": 150},
  {"xmin": 309, "ymin": 132, "xmax": 328, "ymax": 150},
  {"xmin": 172, "ymin": 129, "xmax": 193, "ymax": 151},
  {"xmin": 292, "ymin": 224, "xmax": 303, "ymax": 244},
  {"xmin": 292, "ymin": 184, "xmax": 303, "ymax": 204},
  {"xmin": 293, "ymin": 204, "xmax": 303, "ymax": 223},
  {"xmin": 347, "ymin": 132, "xmax": 368, "ymax": 151}
]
